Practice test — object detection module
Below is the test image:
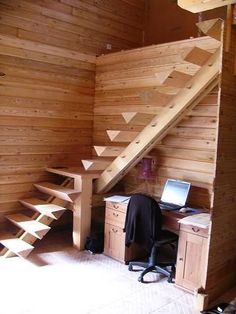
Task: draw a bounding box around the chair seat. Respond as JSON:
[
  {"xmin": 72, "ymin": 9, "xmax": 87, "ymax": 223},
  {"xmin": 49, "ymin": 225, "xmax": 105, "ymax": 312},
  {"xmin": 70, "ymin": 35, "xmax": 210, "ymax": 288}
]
[
  {"xmin": 156, "ymin": 229, "xmax": 178, "ymax": 246},
  {"xmin": 125, "ymin": 194, "xmax": 179, "ymax": 283}
]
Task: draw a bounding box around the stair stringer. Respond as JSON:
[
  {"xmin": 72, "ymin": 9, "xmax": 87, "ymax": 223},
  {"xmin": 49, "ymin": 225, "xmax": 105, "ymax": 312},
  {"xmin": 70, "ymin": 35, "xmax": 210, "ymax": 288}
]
[{"xmin": 95, "ymin": 48, "xmax": 221, "ymax": 194}]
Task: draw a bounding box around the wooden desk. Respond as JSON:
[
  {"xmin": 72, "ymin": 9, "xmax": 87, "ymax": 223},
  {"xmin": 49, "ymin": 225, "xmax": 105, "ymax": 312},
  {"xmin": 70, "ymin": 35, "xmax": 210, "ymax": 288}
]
[
  {"xmin": 104, "ymin": 201, "xmax": 184, "ymax": 263},
  {"xmin": 162, "ymin": 210, "xmax": 185, "ymax": 233},
  {"xmin": 104, "ymin": 200, "xmax": 209, "ymax": 293}
]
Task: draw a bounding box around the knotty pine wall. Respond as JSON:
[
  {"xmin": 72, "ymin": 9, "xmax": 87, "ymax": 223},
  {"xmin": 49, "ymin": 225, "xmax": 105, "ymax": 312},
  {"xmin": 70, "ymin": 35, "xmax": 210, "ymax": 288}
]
[
  {"xmin": 94, "ymin": 36, "xmax": 221, "ymax": 209},
  {"xmin": 205, "ymin": 27, "xmax": 236, "ymax": 304},
  {"xmin": 0, "ymin": 0, "xmax": 145, "ymax": 219}
]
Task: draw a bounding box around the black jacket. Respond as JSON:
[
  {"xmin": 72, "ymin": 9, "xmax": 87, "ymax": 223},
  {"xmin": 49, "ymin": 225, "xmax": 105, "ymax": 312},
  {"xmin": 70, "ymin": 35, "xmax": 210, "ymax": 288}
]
[{"xmin": 124, "ymin": 194, "xmax": 162, "ymax": 252}]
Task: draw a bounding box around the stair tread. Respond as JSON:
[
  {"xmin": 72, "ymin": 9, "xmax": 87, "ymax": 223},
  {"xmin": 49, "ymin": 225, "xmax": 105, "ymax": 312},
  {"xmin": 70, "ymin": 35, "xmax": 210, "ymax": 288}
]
[
  {"xmin": 163, "ymin": 70, "xmax": 193, "ymax": 88},
  {"xmin": 81, "ymin": 159, "xmax": 111, "ymax": 171},
  {"xmin": 94, "ymin": 146, "xmax": 125, "ymax": 157},
  {"xmin": 122, "ymin": 112, "xmax": 154, "ymax": 124},
  {"xmin": 106, "ymin": 130, "xmax": 138, "ymax": 142},
  {"xmin": 34, "ymin": 182, "xmax": 80, "ymax": 203},
  {"xmin": 6, "ymin": 213, "xmax": 50, "ymax": 232},
  {"xmin": 0, "ymin": 238, "xmax": 34, "ymax": 257},
  {"xmin": 184, "ymin": 47, "xmax": 213, "ymax": 66},
  {"xmin": 6, "ymin": 213, "xmax": 51, "ymax": 239},
  {"xmin": 46, "ymin": 167, "xmax": 100, "ymax": 178},
  {"xmin": 35, "ymin": 182, "xmax": 78, "ymax": 193},
  {"xmin": 20, "ymin": 198, "xmax": 66, "ymax": 219}
]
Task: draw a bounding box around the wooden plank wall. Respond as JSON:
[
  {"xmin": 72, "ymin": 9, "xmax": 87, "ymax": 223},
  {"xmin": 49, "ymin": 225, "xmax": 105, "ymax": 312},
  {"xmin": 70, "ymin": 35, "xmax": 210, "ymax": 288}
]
[
  {"xmin": 144, "ymin": 0, "xmax": 226, "ymax": 46},
  {"xmin": 0, "ymin": 0, "xmax": 145, "ymax": 219},
  {"xmin": 205, "ymin": 27, "xmax": 236, "ymax": 304},
  {"xmin": 94, "ymin": 36, "xmax": 221, "ymax": 209}
]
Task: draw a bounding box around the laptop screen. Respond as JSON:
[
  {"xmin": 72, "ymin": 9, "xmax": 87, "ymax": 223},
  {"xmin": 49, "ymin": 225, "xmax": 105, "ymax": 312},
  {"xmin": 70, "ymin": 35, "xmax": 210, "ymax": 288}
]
[{"xmin": 161, "ymin": 179, "xmax": 191, "ymax": 206}]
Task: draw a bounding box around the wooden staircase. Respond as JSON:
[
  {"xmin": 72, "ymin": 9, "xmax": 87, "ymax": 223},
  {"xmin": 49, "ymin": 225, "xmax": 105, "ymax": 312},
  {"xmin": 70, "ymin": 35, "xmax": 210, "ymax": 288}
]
[
  {"xmin": 80, "ymin": 20, "xmax": 223, "ymax": 194},
  {"xmin": 0, "ymin": 169, "xmax": 99, "ymax": 258},
  {"xmin": 0, "ymin": 19, "xmax": 223, "ymax": 258}
]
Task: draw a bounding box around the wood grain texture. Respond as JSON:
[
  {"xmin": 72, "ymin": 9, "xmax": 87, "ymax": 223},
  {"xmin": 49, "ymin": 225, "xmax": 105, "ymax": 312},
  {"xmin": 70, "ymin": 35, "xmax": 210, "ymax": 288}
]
[
  {"xmin": 205, "ymin": 27, "xmax": 236, "ymax": 305},
  {"xmin": 94, "ymin": 37, "xmax": 221, "ymax": 207},
  {"xmin": 0, "ymin": 0, "xmax": 145, "ymax": 216}
]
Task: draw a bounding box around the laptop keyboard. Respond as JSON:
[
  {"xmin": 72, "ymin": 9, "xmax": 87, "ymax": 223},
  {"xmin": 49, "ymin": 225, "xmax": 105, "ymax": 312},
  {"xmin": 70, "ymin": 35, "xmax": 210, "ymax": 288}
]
[{"xmin": 159, "ymin": 202, "xmax": 182, "ymax": 210}]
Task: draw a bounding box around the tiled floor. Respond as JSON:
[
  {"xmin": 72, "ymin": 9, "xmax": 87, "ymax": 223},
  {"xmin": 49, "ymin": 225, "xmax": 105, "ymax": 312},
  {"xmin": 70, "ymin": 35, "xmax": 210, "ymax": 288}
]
[{"xmin": 0, "ymin": 230, "xmax": 199, "ymax": 314}]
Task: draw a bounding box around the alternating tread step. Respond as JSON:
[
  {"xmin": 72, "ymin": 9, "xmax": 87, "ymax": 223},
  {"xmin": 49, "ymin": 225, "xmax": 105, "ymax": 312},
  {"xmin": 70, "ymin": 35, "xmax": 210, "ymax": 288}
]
[
  {"xmin": 0, "ymin": 238, "xmax": 34, "ymax": 258},
  {"xmin": 82, "ymin": 159, "xmax": 111, "ymax": 171},
  {"xmin": 107, "ymin": 130, "xmax": 138, "ymax": 142},
  {"xmin": 20, "ymin": 198, "xmax": 66, "ymax": 219},
  {"xmin": 34, "ymin": 182, "xmax": 80, "ymax": 203},
  {"xmin": 6, "ymin": 213, "xmax": 50, "ymax": 239},
  {"xmin": 184, "ymin": 47, "xmax": 213, "ymax": 66},
  {"xmin": 46, "ymin": 167, "xmax": 100, "ymax": 179},
  {"xmin": 163, "ymin": 71, "xmax": 193, "ymax": 88},
  {"xmin": 96, "ymin": 47, "xmax": 221, "ymax": 193},
  {"xmin": 94, "ymin": 146, "xmax": 125, "ymax": 157},
  {"xmin": 122, "ymin": 112, "xmax": 154, "ymax": 125},
  {"xmin": 197, "ymin": 18, "xmax": 223, "ymax": 41}
]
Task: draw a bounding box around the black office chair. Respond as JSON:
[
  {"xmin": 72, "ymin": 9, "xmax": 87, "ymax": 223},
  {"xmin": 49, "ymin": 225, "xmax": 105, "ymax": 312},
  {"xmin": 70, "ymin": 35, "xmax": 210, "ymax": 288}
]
[{"xmin": 124, "ymin": 194, "xmax": 178, "ymax": 283}]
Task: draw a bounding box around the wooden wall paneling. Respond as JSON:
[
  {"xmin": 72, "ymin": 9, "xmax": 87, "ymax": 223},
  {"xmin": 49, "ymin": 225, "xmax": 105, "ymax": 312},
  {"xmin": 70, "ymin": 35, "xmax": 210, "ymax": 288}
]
[
  {"xmin": 0, "ymin": 0, "xmax": 145, "ymax": 219},
  {"xmin": 204, "ymin": 26, "xmax": 236, "ymax": 305},
  {"xmin": 61, "ymin": 0, "xmax": 145, "ymax": 27},
  {"xmin": 0, "ymin": 0, "xmax": 145, "ymax": 220},
  {"xmin": 0, "ymin": 0, "xmax": 144, "ymax": 55},
  {"xmin": 94, "ymin": 36, "xmax": 220, "ymax": 206}
]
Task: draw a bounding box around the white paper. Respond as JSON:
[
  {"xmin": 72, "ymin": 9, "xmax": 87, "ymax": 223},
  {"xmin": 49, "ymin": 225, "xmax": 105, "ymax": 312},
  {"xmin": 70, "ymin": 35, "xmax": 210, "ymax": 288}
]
[
  {"xmin": 178, "ymin": 213, "xmax": 210, "ymax": 229},
  {"xmin": 104, "ymin": 195, "xmax": 131, "ymax": 203}
]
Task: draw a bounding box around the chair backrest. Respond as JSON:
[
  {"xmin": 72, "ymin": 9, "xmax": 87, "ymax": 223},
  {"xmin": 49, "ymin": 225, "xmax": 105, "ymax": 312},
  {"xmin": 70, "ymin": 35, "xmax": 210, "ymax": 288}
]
[{"xmin": 124, "ymin": 194, "xmax": 162, "ymax": 251}]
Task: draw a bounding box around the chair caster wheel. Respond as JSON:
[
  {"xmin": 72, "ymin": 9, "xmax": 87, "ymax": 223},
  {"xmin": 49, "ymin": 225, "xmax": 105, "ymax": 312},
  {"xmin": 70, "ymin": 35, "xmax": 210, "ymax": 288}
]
[
  {"xmin": 128, "ymin": 264, "xmax": 133, "ymax": 271},
  {"xmin": 138, "ymin": 276, "xmax": 144, "ymax": 283},
  {"xmin": 167, "ymin": 277, "xmax": 173, "ymax": 283}
]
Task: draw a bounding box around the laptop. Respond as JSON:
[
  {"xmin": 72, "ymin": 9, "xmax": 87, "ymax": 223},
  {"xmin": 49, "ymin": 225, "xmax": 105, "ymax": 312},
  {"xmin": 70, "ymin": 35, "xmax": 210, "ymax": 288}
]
[{"xmin": 158, "ymin": 179, "xmax": 191, "ymax": 210}]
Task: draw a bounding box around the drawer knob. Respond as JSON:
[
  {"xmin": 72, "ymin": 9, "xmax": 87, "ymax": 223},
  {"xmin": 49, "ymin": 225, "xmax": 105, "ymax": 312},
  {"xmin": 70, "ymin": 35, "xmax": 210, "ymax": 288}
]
[
  {"xmin": 179, "ymin": 257, "xmax": 183, "ymax": 261},
  {"xmin": 113, "ymin": 212, "xmax": 119, "ymax": 217},
  {"xmin": 113, "ymin": 205, "xmax": 119, "ymax": 209},
  {"xmin": 192, "ymin": 227, "xmax": 200, "ymax": 233},
  {"xmin": 111, "ymin": 228, "xmax": 118, "ymax": 233}
]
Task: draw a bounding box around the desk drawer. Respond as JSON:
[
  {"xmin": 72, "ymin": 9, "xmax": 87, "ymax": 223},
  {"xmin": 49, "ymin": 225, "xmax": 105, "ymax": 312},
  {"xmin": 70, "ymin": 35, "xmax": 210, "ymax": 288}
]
[
  {"xmin": 180, "ymin": 224, "xmax": 209, "ymax": 237},
  {"xmin": 105, "ymin": 208, "xmax": 126, "ymax": 228},
  {"xmin": 106, "ymin": 201, "xmax": 128, "ymax": 213}
]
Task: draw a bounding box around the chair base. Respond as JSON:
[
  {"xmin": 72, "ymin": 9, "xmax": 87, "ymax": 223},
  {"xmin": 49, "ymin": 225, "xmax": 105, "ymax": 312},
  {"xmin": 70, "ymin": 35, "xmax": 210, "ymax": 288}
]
[{"xmin": 128, "ymin": 261, "xmax": 175, "ymax": 283}]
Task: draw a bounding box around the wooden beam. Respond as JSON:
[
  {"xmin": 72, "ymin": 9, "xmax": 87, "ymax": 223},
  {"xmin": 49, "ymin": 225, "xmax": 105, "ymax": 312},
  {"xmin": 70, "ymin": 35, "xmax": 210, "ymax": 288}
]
[
  {"xmin": 72, "ymin": 176, "xmax": 93, "ymax": 251},
  {"xmin": 95, "ymin": 48, "xmax": 221, "ymax": 193},
  {"xmin": 178, "ymin": 0, "xmax": 236, "ymax": 13},
  {"xmin": 225, "ymin": 4, "xmax": 233, "ymax": 52}
]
